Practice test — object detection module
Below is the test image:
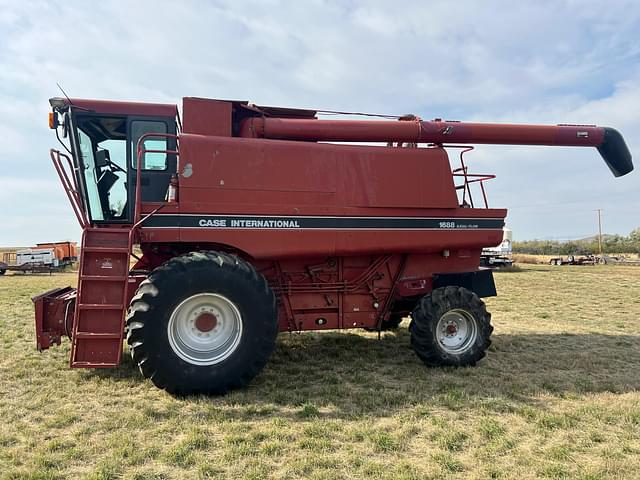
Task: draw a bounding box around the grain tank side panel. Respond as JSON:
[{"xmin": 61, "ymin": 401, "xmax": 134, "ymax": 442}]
[
  {"xmin": 177, "ymin": 134, "xmax": 457, "ymax": 207},
  {"xmin": 151, "ymin": 133, "xmax": 494, "ymax": 259},
  {"xmin": 178, "ymin": 134, "xmax": 338, "ymax": 193},
  {"xmin": 338, "ymin": 146, "xmax": 456, "ymax": 208}
]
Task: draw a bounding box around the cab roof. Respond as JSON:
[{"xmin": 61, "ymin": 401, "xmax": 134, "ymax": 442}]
[{"xmin": 49, "ymin": 97, "xmax": 178, "ymax": 117}]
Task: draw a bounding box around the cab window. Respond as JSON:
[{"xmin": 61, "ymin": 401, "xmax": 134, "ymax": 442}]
[
  {"xmin": 75, "ymin": 116, "xmax": 128, "ymax": 222},
  {"xmin": 131, "ymin": 120, "xmax": 167, "ymax": 170}
]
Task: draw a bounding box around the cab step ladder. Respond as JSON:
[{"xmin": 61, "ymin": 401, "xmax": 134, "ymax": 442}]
[{"xmin": 70, "ymin": 228, "xmax": 131, "ymax": 367}]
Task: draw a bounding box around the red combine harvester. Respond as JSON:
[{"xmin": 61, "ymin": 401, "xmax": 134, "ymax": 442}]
[{"xmin": 34, "ymin": 96, "xmax": 633, "ymax": 394}]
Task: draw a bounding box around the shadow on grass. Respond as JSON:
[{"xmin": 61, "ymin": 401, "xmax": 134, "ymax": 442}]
[
  {"xmin": 81, "ymin": 328, "xmax": 640, "ymax": 417},
  {"xmin": 496, "ymin": 266, "xmax": 553, "ymax": 273}
]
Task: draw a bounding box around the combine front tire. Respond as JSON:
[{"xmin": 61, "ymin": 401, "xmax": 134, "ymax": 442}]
[
  {"xmin": 409, "ymin": 286, "xmax": 492, "ymax": 367},
  {"xmin": 126, "ymin": 251, "xmax": 278, "ymax": 395}
]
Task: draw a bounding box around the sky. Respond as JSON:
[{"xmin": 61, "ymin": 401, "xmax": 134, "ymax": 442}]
[{"xmin": 1, "ymin": 0, "xmax": 638, "ymax": 245}]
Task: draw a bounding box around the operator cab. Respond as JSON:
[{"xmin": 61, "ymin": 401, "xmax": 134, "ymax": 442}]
[{"xmin": 49, "ymin": 97, "xmax": 178, "ymax": 224}]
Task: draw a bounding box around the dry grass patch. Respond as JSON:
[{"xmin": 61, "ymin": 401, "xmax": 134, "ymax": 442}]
[{"xmin": 1, "ymin": 265, "xmax": 640, "ymax": 478}]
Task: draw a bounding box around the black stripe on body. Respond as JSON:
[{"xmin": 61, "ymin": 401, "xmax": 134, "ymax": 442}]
[{"xmin": 142, "ymin": 214, "xmax": 505, "ymax": 230}]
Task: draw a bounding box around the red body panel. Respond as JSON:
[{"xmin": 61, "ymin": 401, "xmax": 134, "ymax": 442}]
[
  {"xmin": 134, "ymin": 104, "xmax": 507, "ymax": 332},
  {"xmin": 139, "ymin": 134, "xmax": 505, "ymax": 259}
]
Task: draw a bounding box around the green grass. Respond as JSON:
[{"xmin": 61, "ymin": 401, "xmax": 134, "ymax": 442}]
[{"xmin": 1, "ymin": 265, "xmax": 640, "ymax": 478}]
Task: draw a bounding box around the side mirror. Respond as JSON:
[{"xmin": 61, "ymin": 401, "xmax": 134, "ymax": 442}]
[
  {"xmin": 95, "ymin": 149, "xmax": 110, "ymax": 168},
  {"xmin": 60, "ymin": 112, "xmax": 69, "ymax": 139}
]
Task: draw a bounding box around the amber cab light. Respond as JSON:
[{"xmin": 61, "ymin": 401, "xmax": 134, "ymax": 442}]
[{"xmin": 48, "ymin": 112, "xmax": 58, "ymax": 129}]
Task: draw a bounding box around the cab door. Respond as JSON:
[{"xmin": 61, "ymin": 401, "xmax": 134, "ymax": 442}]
[{"xmin": 127, "ymin": 116, "xmax": 177, "ymax": 205}]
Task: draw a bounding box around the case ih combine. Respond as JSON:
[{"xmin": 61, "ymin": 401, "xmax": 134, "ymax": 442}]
[{"xmin": 34, "ymin": 96, "xmax": 633, "ymax": 394}]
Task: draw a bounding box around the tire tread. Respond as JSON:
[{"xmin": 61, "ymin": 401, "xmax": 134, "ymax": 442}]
[
  {"xmin": 410, "ymin": 286, "xmax": 492, "ymax": 367},
  {"xmin": 126, "ymin": 251, "xmax": 277, "ymax": 395}
]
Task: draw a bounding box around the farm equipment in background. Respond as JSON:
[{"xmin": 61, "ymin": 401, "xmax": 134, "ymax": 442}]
[
  {"xmin": 0, "ymin": 251, "xmax": 16, "ymax": 274},
  {"xmin": 549, "ymin": 253, "xmax": 640, "ymax": 266},
  {"xmin": 34, "ymin": 95, "xmax": 633, "ymax": 394},
  {"xmin": 0, "ymin": 242, "xmax": 77, "ymax": 275},
  {"xmin": 549, "ymin": 254, "xmax": 598, "ymax": 266},
  {"xmin": 35, "ymin": 241, "xmax": 78, "ymax": 265},
  {"xmin": 598, "ymin": 255, "xmax": 640, "ymax": 265},
  {"xmin": 480, "ymin": 228, "xmax": 513, "ymax": 268}
]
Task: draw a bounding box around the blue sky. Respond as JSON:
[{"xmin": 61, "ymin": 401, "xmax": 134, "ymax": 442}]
[{"xmin": 1, "ymin": 0, "xmax": 638, "ymax": 245}]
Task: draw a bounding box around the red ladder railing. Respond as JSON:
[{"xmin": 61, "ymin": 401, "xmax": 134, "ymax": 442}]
[
  {"xmin": 445, "ymin": 145, "xmax": 496, "ymax": 208},
  {"xmin": 134, "ymin": 133, "xmax": 180, "ymax": 224},
  {"xmin": 50, "ymin": 149, "xmax": 89, "ymax": 228}
]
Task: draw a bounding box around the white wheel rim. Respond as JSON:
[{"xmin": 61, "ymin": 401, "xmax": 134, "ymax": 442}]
[
  {"xmin": 436, "ymin": 309, "xmax": 478, "ymax": 354},
  {"xmin": 167, "ymin": 293, "xmax": 243, "ymax": 366}
]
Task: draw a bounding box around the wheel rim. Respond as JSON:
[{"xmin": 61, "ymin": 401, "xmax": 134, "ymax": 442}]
[
  {"xmin": 436, "ymin": 309, "xmax": 478, "ymax": 354},
  {"xmin": 167, "ymin": 293, "xmax": 243, "ymax": 366}
]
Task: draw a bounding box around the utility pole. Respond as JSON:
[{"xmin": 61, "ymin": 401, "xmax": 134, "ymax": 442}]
[{"xmin": 596, "ymin": 209, "xmax": 603, "ymax": 255}]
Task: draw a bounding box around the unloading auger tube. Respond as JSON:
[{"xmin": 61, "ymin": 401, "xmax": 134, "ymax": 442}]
[{"xmin": 239, "ymin": 117, "xmax": 633, "ymax": 177}]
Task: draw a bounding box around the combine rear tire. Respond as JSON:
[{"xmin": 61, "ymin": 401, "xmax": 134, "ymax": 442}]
[
  {"xmin": 126, "ymin": 251, "xmax": 278, "ymax": 395},
  {"xmin": 409, "ymin": 286, "xmax": 492, "ymax": 367}
]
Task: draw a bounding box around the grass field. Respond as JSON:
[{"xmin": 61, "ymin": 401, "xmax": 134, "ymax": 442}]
[{"xmin": 1, "ymin": 265, "xmax": 639, "ymax": 479}]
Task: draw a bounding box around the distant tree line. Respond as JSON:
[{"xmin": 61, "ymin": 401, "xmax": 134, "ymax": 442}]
[{"xmin": 513, "ymin": 228, "xmax": 640, "ymax": 255}]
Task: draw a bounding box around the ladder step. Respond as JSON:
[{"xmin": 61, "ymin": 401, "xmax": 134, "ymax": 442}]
[
  {"xmin": 74, "ymin": 332, "xmax": 122, "ymax": 339},
  {"xmin": 84, "ymin": 228, "xmax": 130, "ymax": 236},
  {"xmin": 77, "ymin": 303, "xmax": 124, "ymax": 310},
  {"xmin": 82, "ymin": 246, "xmax": 130, "ymax": 253},
  {"xmin": 80, "ymin": 275, "xmax": 128, "ymax": 282},
  {"xmin": 71, "ymin": 361, "xmax": 119, "ymax": 368}
]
